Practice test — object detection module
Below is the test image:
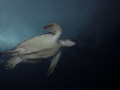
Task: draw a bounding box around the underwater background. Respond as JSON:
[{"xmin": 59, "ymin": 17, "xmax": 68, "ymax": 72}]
[{"xmin": 0, "ymin": 0, "xmax": 120, "ymax": 89}]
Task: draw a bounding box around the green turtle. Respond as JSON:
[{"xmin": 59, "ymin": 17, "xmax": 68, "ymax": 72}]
[{"xmin": 0, "ymin": 23, "xmax": 76, "ymax": 75}]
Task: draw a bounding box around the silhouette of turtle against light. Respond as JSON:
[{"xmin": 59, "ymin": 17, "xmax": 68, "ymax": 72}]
[{"xmin": 0, "ymin": 23, "xmax": 76, "ymax": 75}]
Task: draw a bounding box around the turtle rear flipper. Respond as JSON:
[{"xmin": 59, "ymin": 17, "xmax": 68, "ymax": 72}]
[
  {"xmin": 22, "ymin": 58, "xmax": 45, "ymax": 63},
  {"xmin": 0, "ymin": 50, "xmax": 17, "ymax": 55},
  {"xmin": 5, "ymin": 56, "xmax": 23, "ymax": 70}
]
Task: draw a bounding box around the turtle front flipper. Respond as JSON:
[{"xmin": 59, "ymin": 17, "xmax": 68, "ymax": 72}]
[
  {"xmin": 5, "ymin": 56, "xmax": 23, "ymax": 70},
  {"xmin": 47, "ymin": 51, "xmax": 61, "ymax": 76},
  {"xmin": 44, "ymin": 23, "xmax": 62, "ymax": 40},
  {"xmin": 44, "ymin": 23, "xmax": 61, "ymax": 33}
]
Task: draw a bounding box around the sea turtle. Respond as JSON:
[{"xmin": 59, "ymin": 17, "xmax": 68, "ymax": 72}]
[{"xmin": 0, "ymin": 23, "xmax": 76, "ymax": 75}]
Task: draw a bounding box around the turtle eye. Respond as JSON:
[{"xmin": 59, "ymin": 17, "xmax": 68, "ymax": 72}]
[
  {"xmin": 70, "ymin": 38, "xmax": 76, "ymax": 43},
  {"xmin": 69, "ymin": 38, "xmax": 74, "ymax": 41}
]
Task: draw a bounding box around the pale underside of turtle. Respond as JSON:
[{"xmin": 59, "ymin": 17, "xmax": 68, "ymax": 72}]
[{"xmin": 0, "ymin": 23, "xmax": 76, "ymax": 75}]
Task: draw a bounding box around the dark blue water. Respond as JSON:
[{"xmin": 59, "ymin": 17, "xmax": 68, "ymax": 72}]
[{"xmin": 0, "ymin": 0, "xmax": 120, "ymax": 89}]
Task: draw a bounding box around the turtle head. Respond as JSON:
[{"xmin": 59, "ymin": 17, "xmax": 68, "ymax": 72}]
[{"xmin": 60, "ymin": 38, "xmax": 76, "ymax": 47}]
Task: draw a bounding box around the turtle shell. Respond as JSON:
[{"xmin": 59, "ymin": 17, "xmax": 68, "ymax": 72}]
[{"xmin": 14, "ymin": 33, "xmax": 60, "ymax": 54}]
